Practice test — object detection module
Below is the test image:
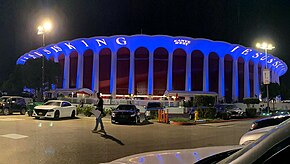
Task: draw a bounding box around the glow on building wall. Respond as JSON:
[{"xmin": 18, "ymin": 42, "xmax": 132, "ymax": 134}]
[{"xmin": 17, "ymin": 35, "xmax": 288, "ymax": 101}]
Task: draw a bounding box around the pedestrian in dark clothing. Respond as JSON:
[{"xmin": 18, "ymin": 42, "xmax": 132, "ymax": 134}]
[{"xmin": 92, "ymin": 92, "xmax": 106, "ymax": 134}]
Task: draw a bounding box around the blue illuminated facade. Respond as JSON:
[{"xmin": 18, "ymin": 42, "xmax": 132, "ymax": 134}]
[{"xmin": 17, "ymin": 35, "xmax": 288, "ymax": 101}]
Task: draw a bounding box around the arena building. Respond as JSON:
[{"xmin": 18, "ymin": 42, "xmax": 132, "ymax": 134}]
[{"xmin": 17, "ymin": 35, "xmax": 287, "ymax": 102}]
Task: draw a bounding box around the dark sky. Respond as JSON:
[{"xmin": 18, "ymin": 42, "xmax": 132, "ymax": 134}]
[{"xmin": 1, "ymin": 0, "xmax": 290, "ymax": 86}]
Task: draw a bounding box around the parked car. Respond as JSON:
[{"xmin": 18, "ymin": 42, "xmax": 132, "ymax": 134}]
[
  {"xmin": 271, "ymin": 109, "xmax": 290, "ymax": 116},
  {"xmin": 250, "ymin": 114, "xmax": 290, "ymax": 131},
  {"xmin": 106, "ymin": 116, "xmax": 290, "ymax": 164},
  {"xmin": 145, "ymin": 102, "xmax": 164, "ymax": 120},
  {"xmin": 0, "ymin": 96, "xmax": 27, "ymax": 115},
  {"xmin": 33, "ymin": 100, "xmax": 76, "ymax": 119},
  {"xmin": 215, "ymin": 104, "xmax": 245, "ymax": 119},
  {"xmin": 111, "ymin": 104, "xmax": 140, "ymax": 124}
]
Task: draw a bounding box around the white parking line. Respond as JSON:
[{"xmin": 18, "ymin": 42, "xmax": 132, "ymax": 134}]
[
  {"xmin": 0, "ymin": 133, "xmax": 28, "ymax": 139},
  {"xmin": 0, "ymin": 118, "xmax": 25, "ymax": 121}
]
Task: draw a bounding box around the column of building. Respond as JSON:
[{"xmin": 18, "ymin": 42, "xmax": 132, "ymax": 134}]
[
  {"xmin": 244, "ymin": 61, "xmax": 250, "ymax": 98},
  {"xmin": 232, "ymin": 58, "xmax": 238, "ymax": 101},
  {"xmin": 167, "ymin": 52, "xmax": 173, "ymax": 91},
  {"xmin": 203, "ymin": 55, "xmax": 209, "ymax": 92},
  {"xmin": 218, "ymin": 56, "xmax": 224, "ymax": 99},
  {"xmin": 92, "ymin": 51, "xmax": 99, "ymax": 93},
  {"xmin": 63, "ymin": 55, "xmax": 70, "ymax": 89},
  {"xmin": 148, "ymin": 52, "xmax": 154, "ymax": 95},
  {"xmin": 253, "ymin": 63, "xmax": 260, "ymax": 97},
  {"xmin": 128, "ymin": 51, "xmax": 134, "ymax": 95},
  {"xmin": 76, "ymin": 53, "xmax": 84, "ymax": 88},
  {"xmin": 185, "ymin": 53, "xmax": 191, "ymax": 91},
  {"xmin": 110, "ymin": 51, "xmax": 117, "ymax": 97}
]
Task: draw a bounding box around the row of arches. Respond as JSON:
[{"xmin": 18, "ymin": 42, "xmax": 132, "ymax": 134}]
[{"xmin": 53, "ymin": 47, "xmax": 262, "ymax": 101}]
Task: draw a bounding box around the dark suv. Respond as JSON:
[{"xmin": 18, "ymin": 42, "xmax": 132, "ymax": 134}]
[{"xmin": 0, "ymin": 96, "xmax": 27, "ymax": 115}]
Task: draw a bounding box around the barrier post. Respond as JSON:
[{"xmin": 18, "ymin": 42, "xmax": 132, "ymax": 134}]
[
  {"xmin": 166, "ymin": 109, "xmax": 169, "ymax": 123},
  {"xmin": 158, "ymin": 110, "xmax": 161, "ymax": 122}
]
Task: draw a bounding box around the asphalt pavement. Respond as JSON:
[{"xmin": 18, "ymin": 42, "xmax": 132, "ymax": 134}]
[{"xmin": 0, "ymin": 114, "xmax": 255, "ymax": 164}]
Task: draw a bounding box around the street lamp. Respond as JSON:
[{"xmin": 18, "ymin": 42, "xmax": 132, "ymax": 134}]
[
  {"xmin": 37, "ymin": 20, "xmax": 52, "ymax": 100},
  {"xmin": 256, "ymin": 42, "xmax": 275, "ymax": 114}
]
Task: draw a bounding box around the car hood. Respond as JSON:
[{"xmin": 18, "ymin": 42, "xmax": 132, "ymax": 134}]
[
  {"xmin": 103, "ymin": 145, "xmax": 242, "ymax": 164},
  {"xmin": 114, "ymin": 110, "xmax": 135, "ymax": 113},
  {"xmin": 227, "ymin": 108, "xmax": 242, "ymax": 112},
  {"xmin": 239, "ymin": 126, "xmax": 275, "ymax": 145},
  {"xmin": 34, "ymin": 105, "xmax": 58, "ymax": 110}
]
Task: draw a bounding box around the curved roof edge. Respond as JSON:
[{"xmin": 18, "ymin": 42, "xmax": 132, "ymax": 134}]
[{"xmin": 17, "ymin": 34, "xmax": 287, "ymax": 76}]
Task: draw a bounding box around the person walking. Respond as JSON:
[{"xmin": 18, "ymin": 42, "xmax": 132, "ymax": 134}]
[{"xmin": 92, "ymin": 92, "xmax": 106, "ymax": 134}]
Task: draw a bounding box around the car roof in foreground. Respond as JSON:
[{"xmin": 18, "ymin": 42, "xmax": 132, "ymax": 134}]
[
  {"xmin": 104, "ymin": 146, "xmax": 242, "ymax": 164},
  {"xmin": 254, "ymin": 114, "xmax": 290, "ymax": 123},
  {"xmin": 219, "ymin": 117, "xmax": 290, "ymax": 163}
]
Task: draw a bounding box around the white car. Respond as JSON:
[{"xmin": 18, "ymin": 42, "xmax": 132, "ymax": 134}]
[{"xmin": 33, "ymin": 100, "xmax": 76, "ymax": 119}]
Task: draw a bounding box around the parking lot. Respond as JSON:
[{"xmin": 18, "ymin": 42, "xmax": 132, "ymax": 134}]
[{"xmin": 0, "ymin": 114, "xmax": 256, "ymax": 164}]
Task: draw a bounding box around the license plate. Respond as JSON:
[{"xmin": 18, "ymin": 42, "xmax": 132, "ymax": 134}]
[{"xmin": 39, "ymin": 112, "xmax": 42, "ymax": 115}]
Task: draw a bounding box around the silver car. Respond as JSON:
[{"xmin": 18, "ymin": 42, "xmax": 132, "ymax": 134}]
[{"xmin": 105, "ymin": 117, "xmax": 290, "ymax": 163}]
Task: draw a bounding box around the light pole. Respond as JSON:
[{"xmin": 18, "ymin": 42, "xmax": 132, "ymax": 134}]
[
  {"xmin": 37, "ymin": 20, "xmax": 52, "ymax": 100},
  {"xmin": 256, "ymin": 42, "xmax": 275, "ymax": 114}
]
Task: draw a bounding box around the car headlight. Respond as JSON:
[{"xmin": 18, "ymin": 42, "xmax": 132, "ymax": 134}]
[
  {"xmin": 112, "ymin": 113, "xmax": 116, "ymax": 117},
  {"xmin": 145, "ymin": 111, "xmax": 150, "ymax": 116},
  {"xmin": 130, "ymin": 113, "xmax": 136, "ymax": 117},
  {"xmin": 48, "ymin": 109, "xmax": 54, "ymax": 112}
]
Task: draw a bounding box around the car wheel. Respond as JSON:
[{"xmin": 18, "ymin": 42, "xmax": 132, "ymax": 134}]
[
  {"xmin": 20, "ymin": 108, "xmax": 26, "ymax": 115},
  {"xmin": 222, "ymin": 113, "xmax": 230, "ymax": 120},
  {"xmin": 54, "ymin": 110, "xmax": 60, "ymax": 119},
  {"xmin": 71, "ymin": 110, "xmax": 76, "ymax": 118},
  {"xmin": 3, "ymin": 108, "xmax": 9, "ymax": 115},
  {"xmin": 137, "ymin": 116, "xmax": 140, "ymax": 124},
  {"xmin": 0, "ymin": 108, "xmax": 2, "ymax": 114}
]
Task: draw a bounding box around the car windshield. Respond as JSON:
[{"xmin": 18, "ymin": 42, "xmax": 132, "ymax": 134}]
[
  {"xmin": 117, "ymin": 105, "xmax": 135, "ymax": 110},
  {"xmin": 44, "ymin": 101, "xmax": 61, "ymax": 106},
  {"xmin": 224, "ymin": 105, "xmax": 237, "ymax": 109},
  {"xmin": 0, "ymin": 97, "xmax": 8, "ymax": 102},
  {"xmin": 147, "ymin": 103, "xmax": 162, "ymax": 108}
]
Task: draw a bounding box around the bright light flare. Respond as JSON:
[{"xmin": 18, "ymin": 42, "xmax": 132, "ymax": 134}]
[
  {"xmin": 37, "ymin": 19, "xmax": 53, "ymax": 35},
  {"xmin": 43, "ymin": 21, "xmax": 52, "ymax": 32},
  {"xmin": 256, "ymin": 42, "xmax": 275, "ymax": 50}
]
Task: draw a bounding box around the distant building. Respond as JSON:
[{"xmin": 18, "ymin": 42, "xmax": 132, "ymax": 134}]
[{"xmin": 17, "ymin": 35, "xmax": 287, "ymax": 102}]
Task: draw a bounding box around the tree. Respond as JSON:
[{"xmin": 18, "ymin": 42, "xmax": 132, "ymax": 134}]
[
  {"xmin": 21, "ymin": 58, "xmax": 60, "ymax": 90},
  {"xmin": 243, "ymin": 98, "xmax": 260, "ymax": 108},
  {"xmin": 260, "ymin": 83, "xmax": 281, "ymax": 109},
  {"xmin": 1, "ymin": 58, "xmax": 60, "ymax": 95},
  {"xmin": 0, "ymin": 66, "xmax": 23, "ymax": 94},
  {"xmin": 260, "ymin": 83, "xmax": 281, "ymax": 100}
]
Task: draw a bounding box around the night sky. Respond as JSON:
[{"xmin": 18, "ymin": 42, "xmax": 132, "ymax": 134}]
[{"xmin": 1, "ymin": 0, "xmax": 290, "ymax": 91}]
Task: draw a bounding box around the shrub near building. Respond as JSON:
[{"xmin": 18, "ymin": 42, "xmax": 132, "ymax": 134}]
[
  {"xmin": 243, "ymin": 98, "xmax": 260, "ymax": 117},
  {"xmin": 194, "ymin": 95, "xmax": 217, "ymax": 119}
]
